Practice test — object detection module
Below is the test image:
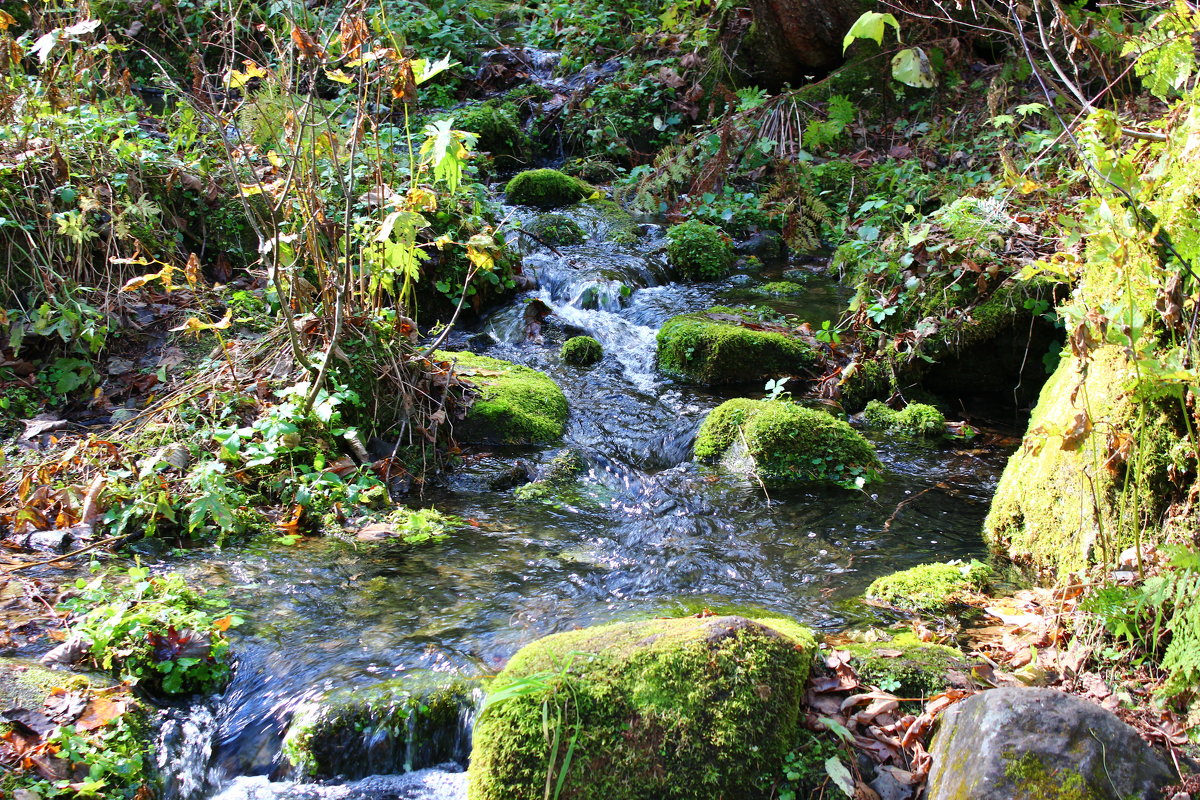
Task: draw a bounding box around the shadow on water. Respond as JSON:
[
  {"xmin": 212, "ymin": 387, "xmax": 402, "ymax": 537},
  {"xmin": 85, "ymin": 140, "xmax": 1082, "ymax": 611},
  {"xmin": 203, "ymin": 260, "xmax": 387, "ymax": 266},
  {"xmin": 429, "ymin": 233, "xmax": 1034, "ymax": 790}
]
[{"xmin": 159, "ymin": 200, "xmax": 1017, "ymax": 799}]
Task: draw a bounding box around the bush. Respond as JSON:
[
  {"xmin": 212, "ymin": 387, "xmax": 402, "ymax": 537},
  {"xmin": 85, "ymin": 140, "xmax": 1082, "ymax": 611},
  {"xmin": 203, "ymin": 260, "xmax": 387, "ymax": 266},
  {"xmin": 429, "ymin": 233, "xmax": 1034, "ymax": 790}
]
[
  {"xmin": 505, "ymin": 169, "xmax": 595, "ymax": 208},
  {"xmin": 58, "ymin": 567, "xmax": 241, "ymax": 695},
  {"xmin": 667, "ymin": 220, "xmax": 734, "ymax": 280},
  {"xmin": 561, "ymin": 336, "xmax": 603, "ymax": 366}
]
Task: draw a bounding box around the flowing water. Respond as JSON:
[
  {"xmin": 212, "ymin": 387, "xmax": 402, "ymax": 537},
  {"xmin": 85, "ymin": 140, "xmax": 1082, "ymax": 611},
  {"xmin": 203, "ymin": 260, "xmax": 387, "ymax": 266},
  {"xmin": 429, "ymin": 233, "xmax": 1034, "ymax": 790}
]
[{"xmin": 153, "ymin": 200, "xmax": 1015, "ymax": 798}]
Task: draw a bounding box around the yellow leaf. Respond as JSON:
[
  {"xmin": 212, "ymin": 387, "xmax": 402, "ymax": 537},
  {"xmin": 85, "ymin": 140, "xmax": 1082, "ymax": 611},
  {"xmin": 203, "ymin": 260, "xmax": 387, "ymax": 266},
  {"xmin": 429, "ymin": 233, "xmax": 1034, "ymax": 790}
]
[
  {"xmin": 239, "ymin": 184, "xmax": 265, "ymax": 197},
  {"xmin": 185, "ymin": 252, "xmax": 202, "ymax": 288},
  {"xmin": 170, "ymin": 309, "xmax": 232, "ymax": 334},
  {"xmin": 0, "ymin": 10, "xmax": 17, "ymax": 31},
  {"xmin": 324, "ymin": 68, "xmax": 354, "ymax": 84},
  {"xmin": 120, "ymin": 264, "xmax": 175, "ymax": 292},
  {"xmin": 433, "ymin": 234, "xmax": 453, "ymax": 250},
  {"xmin": 267, "ymin": 150, "xmax": 285, "ymax": 168},
  {"xmin": 226, "ymin": 60, "xmax": 267, "ymax": 90}
]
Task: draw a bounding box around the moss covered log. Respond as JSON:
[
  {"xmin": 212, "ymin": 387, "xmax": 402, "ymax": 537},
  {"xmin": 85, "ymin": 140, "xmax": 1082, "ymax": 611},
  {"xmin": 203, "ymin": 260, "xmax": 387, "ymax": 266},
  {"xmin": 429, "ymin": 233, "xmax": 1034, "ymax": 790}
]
[
  {"xmin": 468, "ymin": 614, "xmax": 817, "ymax": 800},
  {"xmin": 656, "ymin": 307, "xmax": 818, "ymax": 385},
  {"xmin": 437, "ymin": 351, "xmax": 568, "ymax": 444},
  {"xmin": 695, "ymin": 398, "xmax": 881, "ymax": 487}
]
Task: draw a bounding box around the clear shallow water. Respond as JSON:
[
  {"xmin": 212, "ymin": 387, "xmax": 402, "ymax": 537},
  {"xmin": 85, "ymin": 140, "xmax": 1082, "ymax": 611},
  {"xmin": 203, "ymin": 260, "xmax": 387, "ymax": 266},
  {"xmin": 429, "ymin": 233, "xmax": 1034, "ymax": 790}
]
[{"xmin": 155, "ymin": 204, "xmax": 1013, "ymax": 799}]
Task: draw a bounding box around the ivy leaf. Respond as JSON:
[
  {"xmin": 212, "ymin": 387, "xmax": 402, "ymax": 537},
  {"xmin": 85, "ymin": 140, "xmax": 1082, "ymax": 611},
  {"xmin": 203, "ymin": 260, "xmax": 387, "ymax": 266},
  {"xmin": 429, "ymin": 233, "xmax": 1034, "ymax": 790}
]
[
  {"xmin": 842, "ymin": 12, "xmax": 900, "ymax": 53},
  {"xmin": 891, "ymin": 47, "xmax": 936, "ymax": 88}
]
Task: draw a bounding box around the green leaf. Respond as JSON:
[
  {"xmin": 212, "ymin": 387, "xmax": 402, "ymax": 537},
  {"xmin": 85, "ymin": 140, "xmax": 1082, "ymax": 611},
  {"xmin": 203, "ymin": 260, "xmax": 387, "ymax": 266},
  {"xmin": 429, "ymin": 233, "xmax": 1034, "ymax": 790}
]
[
  {"xmin": 824, "ymin": 757, "xmax": 857, "ymax": 798},
  {"xmin": 891, "ymin": 47, "xmax": 935, "ymax": 88},
  {"xmin": 843, "ymin": 12, "xmax": 900, "ymax": 53}
]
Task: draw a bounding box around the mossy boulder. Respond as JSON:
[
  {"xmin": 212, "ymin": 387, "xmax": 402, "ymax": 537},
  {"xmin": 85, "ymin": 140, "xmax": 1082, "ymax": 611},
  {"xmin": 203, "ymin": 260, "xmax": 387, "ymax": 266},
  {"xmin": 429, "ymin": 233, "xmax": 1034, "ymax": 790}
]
[
  {"xmin": 560, "ymin": 336, "xmax": 603, "ymax": 366},
  {"xmin": 454, "ymin": 102, "xmax": 528, "ymax": 164},
  {"xmin": 926, "ymin": 688, "xmax": 1175, "ymax": 800},
  {"xmin": 527, "ymin": 213, "xmax": 586, "ymax": 246},
  {"xmin": 656, "ymin": 307, "xmax": 818, "ymax": 385},
  {"xmin": 666, "ymin": 220, "xmax": 734, "ymax": 280},
  {"xmin": 468, "ymin": 614, "xmax": 817, "ymax": 800},
  {"xmin": 437, "ymin": 351, "xmax": 568, "ymax": 444},
  {"xmin": 505, "ymin": 169, "xmax": 594, "ymax": 209},
  {"xmin": 282, "ymin": 672, "xmax": 477, "ymax": 779},
  {"xmin": 587, "ymin": 198, "xmax": 639, "ymax": 245},
  {"xmin": 862, "ymin": 400, "xmax": 946, "ymax": 438},
  {"xmin": 695, "ymin": 399, "xmax": 881, "ymax": 487},
  {"xmin": 841, "ymin": 632, "xmax": 966, "ymax": 698},
  {"xmin": 865, "ymin": 560, "xmax": 991, "ymax": 613}
]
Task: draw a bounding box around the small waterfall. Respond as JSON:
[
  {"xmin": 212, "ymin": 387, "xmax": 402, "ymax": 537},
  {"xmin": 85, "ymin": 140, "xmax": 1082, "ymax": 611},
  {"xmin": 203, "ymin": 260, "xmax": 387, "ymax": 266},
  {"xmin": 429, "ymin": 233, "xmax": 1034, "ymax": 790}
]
[{"xmin": 158, "ymin": 704, "xmax": 221, "ymax": 800}]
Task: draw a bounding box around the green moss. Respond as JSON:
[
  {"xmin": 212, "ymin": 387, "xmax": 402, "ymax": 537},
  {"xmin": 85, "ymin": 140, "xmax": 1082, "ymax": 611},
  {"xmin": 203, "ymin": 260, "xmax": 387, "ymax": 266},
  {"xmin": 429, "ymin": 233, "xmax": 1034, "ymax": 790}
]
[
  {"xmin": 656, "ymin": 307, "xmax": 818, "ymax": 385},
  {"xmin": 751, "ymin": 281, "xmax": 806, "ymax": 297},
  {"xmin": 527, "ymin": 213, "xmax": 586, "ymax": 246},
  {"xmin": 282, "ymin": 672, "xmax": 476, "ymax": 779},
  {"xmin": 561, "ymin": 336, "xmax": 603, "ymax": 366},
  {"xmin": 695, "ymin": 399, "xmax": 882, "ymax": 487},
  {"xmin": 862, "ymin": 400, "xmax": 946, "ymax": 438},
  {"xmin": 842, "ymin": 632, "xmax": 965, "ymax": 697},
  {"xmin": 838, "ymin": 354, "xmax": 899, "ymax": 413},
  {"xmin": 865, "ymin": 560, "xmax": 992, "ymax": 612},
  {"xmin": 984, "ymin": 346, "xmax": 1134, "ymax": 576},
  {"xmin": 667, "ymin": 220, "xmax": 734, "ymax": 280},
  {"xmin": 468, "ymin": 615, "xmax": 817, "ymax": 800},
  {"xmin": 586, "ymin": 198, "xmax": 639, "ymax": 245},
  {"xmin": 505, "ymin": 169, "xmax": 595, "ymax": 209},
  {"xmin": 436, "ymin": 351, "xmax": 568, "ymax": 444},
  {"xmin": 454, "ymin": 102, "xmax": 529, "ymax": 162},
  {"xmin": 1003, "ymin": 752, "xmax": 1096, "ymax": 800}
]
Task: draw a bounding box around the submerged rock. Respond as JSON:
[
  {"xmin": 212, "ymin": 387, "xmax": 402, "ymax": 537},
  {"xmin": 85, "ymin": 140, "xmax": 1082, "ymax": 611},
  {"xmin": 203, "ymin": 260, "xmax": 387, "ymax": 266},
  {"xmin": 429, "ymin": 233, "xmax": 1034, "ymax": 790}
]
[
  {"xmin": 436, "ymin": 351, "xmax": 568, "ymax": 445},
  {"xmin": 526, "ymin": 213, "xmax": 586, "ymax": 246},
  {"xmin": 468, "ymin": 614, "xmax": 817, "ymax": 800},
  {"xmin": 695, "ymin": 399, "xmax": 881, "ymax": 487},
  {"xmin": 505, "ymin": 169, "xmax": 594, "ymax": 209},
  {"xmin": 926, "ymin": 687, "xmax": 1175, "ymax": 800},
  {"xmin": 656, "ymin": 306, "xmax": 818, "ymax": 385},
  {"xmin": 282, "ymin": 672, "xmax": 478, "ymax": 780},
  {"xmin": 865, "ymin": 560, "xmax": 991, "ymax": 613}
]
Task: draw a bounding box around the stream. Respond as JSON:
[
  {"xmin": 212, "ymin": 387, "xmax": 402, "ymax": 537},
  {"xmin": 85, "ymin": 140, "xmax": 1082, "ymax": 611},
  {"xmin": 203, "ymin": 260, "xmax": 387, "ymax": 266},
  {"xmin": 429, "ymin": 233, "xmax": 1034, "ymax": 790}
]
[{"xmin": 152, "ymin": 200, "xmax": 1014, "ymax": 799}]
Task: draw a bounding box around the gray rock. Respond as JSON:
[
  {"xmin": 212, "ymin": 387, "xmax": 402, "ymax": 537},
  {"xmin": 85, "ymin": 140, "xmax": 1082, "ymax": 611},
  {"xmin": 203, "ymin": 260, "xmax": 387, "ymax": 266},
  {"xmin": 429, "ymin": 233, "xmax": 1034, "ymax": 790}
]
[
  {"xmin": 735, "ymin": 230, "xmax": 784, "ymax": 259},
  {"xmin": 927, "ymin": 687, "xmax": 1175, "ymax": 800},
  {"xmin": 23, "ymin": 528, "xmax": 72, "ymax": 553}
]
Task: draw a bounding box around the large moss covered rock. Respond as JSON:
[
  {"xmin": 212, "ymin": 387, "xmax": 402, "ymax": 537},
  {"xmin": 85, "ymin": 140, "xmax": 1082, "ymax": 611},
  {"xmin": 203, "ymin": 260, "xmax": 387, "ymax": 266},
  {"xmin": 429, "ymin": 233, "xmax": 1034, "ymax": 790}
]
[
  {"xmin": 656, "ymin": 307, "xmax": 818, "ymax": 385},
  {"xmin": 282, "ymin": 672, "xmax": 477, "ymax": 779},
  {"xmin": 527, "ymin": 213, "xmax": 586, "ymax": 246},
  {"xmin": 505, "ymin": 169, "xmax": 594, "ymax": 209},
  {"xmin": 926, "ymin": 688, "xmax": 1175, "ymax": 800},
  {"xmin": 695, "ymin": 399, "xmax": 881, "ymax": 487},
  {"xmin": 437, "ymin": 351, "xmax": 568, "ymax": 444},
  {"xmin": 469, "ymin": 615, "xmax": 817, "ymax": 800},
  {"xmin": 666, "ymin": 220, "xmax": 734, "ymax": 280}
]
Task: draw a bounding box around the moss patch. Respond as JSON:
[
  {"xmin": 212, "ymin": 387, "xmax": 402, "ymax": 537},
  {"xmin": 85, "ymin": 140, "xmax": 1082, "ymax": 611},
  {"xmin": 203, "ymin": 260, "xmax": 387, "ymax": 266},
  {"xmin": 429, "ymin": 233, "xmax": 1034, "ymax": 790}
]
[
  {"xmin": 695, "ymin": 399, "xmax": 881, "ymax": 487},
  {"xmin": 282, "ymin": 672, "xmax": 476, "ymax": 779},
  {"xmin": 842, "ymin": 632, "xmax": 966, "ymax": 698},
  {"xmin": 453, "ymin": 102, "xmax": 529, "ymax": 164},
  {"xmin": 560, "ymin": 336, "xmax": 603, "ymax": 366},
  {"xmin": 585, "ymin": 198, "xmax": 639, "ymax": 245},
  {"xmin": 862, "ymin": 400, "xmax": 946, "ymax": 438},
  {"xmin": 527, "ymin": 213, "xmax": 586, "ymax": 246},
  {"xmin": 505, "ymin": 169, "xmax": 595, "ymax": 209},
  {"xmin": 865, "ymin": 560, "xmax": 991, "ymax": 612},
  {"xmin": 437, "ymin": 351, "xmax": 568, "ymax": 444},
  {"xmin": 667, "ymin": 220, "xmax": 734, "ymax": 280},
  {"xmin": 1003, "ymin": 752, "xmax": 1096, "ymax": 800},
  {"xmin": 656, "ymin": 307, "xmax": 818, "ymax": 385},
  {"xmin": 750, "ymin": 281, "xmax": 806, "ymax": 297},
  {"xmin": 468, "ymin": 615, "xmax": 816, "ymax": 800}
]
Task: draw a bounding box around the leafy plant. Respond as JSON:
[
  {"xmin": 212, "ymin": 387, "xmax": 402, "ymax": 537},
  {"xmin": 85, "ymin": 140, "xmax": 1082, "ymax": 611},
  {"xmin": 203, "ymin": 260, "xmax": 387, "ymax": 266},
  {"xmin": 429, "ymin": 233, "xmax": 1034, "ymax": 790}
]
[{"xmin": 59, "ymin": 566, "xmax": 242, "ymax": 695}]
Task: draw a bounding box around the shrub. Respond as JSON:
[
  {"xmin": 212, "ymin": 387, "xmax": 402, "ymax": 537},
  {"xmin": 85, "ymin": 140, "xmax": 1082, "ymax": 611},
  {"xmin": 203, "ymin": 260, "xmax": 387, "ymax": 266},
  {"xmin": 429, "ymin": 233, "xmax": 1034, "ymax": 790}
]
[{"xmin": 667, "ymin": 220, "xmax": 734, "ymax": 280}]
